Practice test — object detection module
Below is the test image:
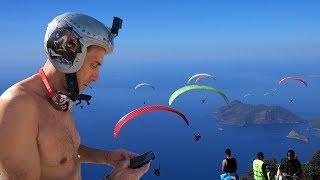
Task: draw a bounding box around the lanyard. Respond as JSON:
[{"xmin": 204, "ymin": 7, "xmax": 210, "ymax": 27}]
[{"xmin": 38, "ymin": 69, "xmax": 57, "ymax": 98}]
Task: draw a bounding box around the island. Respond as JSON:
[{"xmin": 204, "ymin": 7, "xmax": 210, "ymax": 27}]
[
  {"xmin": 215, "ymin": 100, "xmax": 304, "ymax": 126},
  {"xmin": 310, "ymin": 119, "xmax": 320, "ymax": 130},
  {"xmin": 286, "ymin": 129, "xmax": 309, "ymax": 142}
]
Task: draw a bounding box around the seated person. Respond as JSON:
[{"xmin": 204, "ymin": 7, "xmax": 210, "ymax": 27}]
[{"xmin": 220, "ymin": 148, "xmax": 239, "ymax": 180}]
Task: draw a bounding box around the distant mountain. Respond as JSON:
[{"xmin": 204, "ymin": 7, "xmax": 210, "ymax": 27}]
[
  {"xmin": 287, "ymin": 130, "xmax": 309, "ymax": 142},
  {"xmin": 309, "ymin": 119, "xmax": 320, "ymax": 130},
  {"xmin": 215, "ymin": 100, "xmax": 304, "ymax": 126}
]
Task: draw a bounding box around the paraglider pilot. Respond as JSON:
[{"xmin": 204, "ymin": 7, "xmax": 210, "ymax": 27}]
[
  {"xmin": 194, "ymin": 133, "xmax": 201, "ymax": 141},
  {"xmin": 154, "ymin": 165, "xmax": 160, "ymax": 176}
]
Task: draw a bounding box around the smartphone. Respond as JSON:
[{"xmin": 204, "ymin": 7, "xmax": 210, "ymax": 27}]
[{"xmin": 129, "ymin": 151, "xmax": 155, "ymax": 169}]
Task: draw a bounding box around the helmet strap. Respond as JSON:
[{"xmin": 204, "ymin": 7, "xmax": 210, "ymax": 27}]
[
  {"xmin": 65, "ymin": 73, "xmax": 79, "ymax": 98},
  {"xmin": 65, "ymin": 73, "xmax": 92, "ymax": 106}
]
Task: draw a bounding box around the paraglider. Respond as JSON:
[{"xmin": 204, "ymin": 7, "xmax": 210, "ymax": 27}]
[
  {"xmin": 113, "ymin": 105, "xmax": 190, "ymax": 138},
  {"xmin": 169, "ymin": 85, "xmax": 229, "ymax": 106},
  {"xmin": 264, "ymin": 92, "xmax": 274, "ymax": 96},
  {"xmin": 154, "ymin": 165, "xmax": 160, "ymax": 176},
  {"xmin": 270, "ymin": 88, "xmax": 277, "ymax": 92},
  {"xmin": 134, "ymin": 83, "xmax": 155, "ymax": 90},
  {"xmin": 243, "ymin": 93, "xmax": 253, "ymax": 98},
  {"xmin": 187, "ymin": 73, "xmax": 216, "ymax": 84},
  {"xmin": 134, "ymin": 83, "xmax": 155, "ymax": 105},
  {"xmin": 278, "ymin": 76, "xmax": 308, "ymax": 87},
  {"xmin": 194, "ymin": 133, "xmax": 201, "ymax": 141}
]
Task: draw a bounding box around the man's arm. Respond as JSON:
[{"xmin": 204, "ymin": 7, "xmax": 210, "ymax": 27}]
[
  {"xmin": 78, "ymin": 145, "xmax": 110, "ymax": 164},
  {"xmin": 262, "ymin": 163, "xmax": 268, "ymax": 180},
  {"xmin": 78, "ymin": 146, "xmax": 151, "ymax": 179},
  {"xmin": 294, "ymin": 160, "xmax": 302, "ymax": 176},
  {"xmin": 0, "ymin": 94, "xmax": 40, "ymax": 179},
  {"xmin": 221, "ymin": 159, "xmax": 226, "ymax": 172},
  {"xmin": 78, "ymin": 145, "xmax": 137, "ymax": 168},
  {"xmin": 278, "ymin": 158, "xmax": 285, "ymax": 174}
]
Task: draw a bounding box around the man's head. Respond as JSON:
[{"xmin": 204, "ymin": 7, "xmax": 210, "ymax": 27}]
[
  {"xmin": 45, "ymin": 13, "xmax": 116, "ymax": 74},
  {"xmin": 287, "ymin": 150, "xmax": 295, "ymax": 161},
  {"xmin": 225, "ymin": 148, "xmax": 232, "ymax": 157},
  {"xmin": 44, "ymin": 12, "xmax": 122, "ymax": 101},
  {"xmin": 257, "ymin": 152, "xmax": 264, "ymax": 160}
]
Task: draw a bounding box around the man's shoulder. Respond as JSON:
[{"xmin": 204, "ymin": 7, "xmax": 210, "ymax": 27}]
[
  {"xmin": 294, "ymin": 159, "xmax": 301, "ymax": 164},
  {"xmin": 0, "ymin": 84, "xmax": 40, "ymax": 122},
  {"xmin": 0, "ymin": 84, "xmax": 40, "ymax": 140},
  {"xmin": 280, "ymin": 158, "xmax": 287, "ymax": 163},
  {"xmin": 253, "ymin": 159, "xmax": 260, "ymax": 163},
  {"xmin": 1, "ymin": 84, "xmax": 38, "ymax": 105}
]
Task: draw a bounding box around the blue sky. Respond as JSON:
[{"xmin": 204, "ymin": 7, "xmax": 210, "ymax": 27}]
[
  {"xmin": 0, "ymin": 0, "xmax": 320, "ymax": 64},
  {"xmin": 1, "ymin": 3, "xmax": 320, "ymax": 178}
]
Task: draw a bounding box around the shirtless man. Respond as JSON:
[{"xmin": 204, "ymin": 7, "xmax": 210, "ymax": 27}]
[{"xmin": 0, "ymin": 13, "xmax": 149, "ymax": 179}]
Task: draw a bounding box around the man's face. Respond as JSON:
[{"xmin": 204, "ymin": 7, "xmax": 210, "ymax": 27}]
[{"xmin": 76, "ymin": 45, "xmax": 106, "ymax": 91}]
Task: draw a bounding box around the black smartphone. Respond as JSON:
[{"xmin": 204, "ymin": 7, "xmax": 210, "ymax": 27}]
[{"xmin": 129, "ymin": 151, "xmax": 155, "ymax": 169}]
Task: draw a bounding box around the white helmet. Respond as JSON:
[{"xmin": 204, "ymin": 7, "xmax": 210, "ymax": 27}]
[
  {"xmin": 42, "ymin": 12, "xmax": 122, "ymax": 107},
  {"xmin": 44, "ymin": 12, "xmax": 121, "ymax": 73}
]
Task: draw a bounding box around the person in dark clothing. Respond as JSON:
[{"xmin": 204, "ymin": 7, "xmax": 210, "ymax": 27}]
[
  {"xmin": 252, "ymin": 152, "xmax": 268, "ymax": 180},
  {"xmin": 194, "ymin": 133, "xmax": 201, "ymax": 141},
  {"xmin": 220, "ymin": 148, "xmax": 239, "ymax": 180},
  {"xmin": 279, "ymin": 150, "xmax": 302, "ymax": 180},
  {"xmin": 154, "ymin": 165, "xmax": 160, "ymax": 176},
  {"xmin": 154, "ymin": 168, "xmax": 160, "ymax": 176}
]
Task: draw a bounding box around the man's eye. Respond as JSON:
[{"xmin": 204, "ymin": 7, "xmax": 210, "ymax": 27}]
[{"xmin": 91, "ymin": 64, "xmax": 97, "ymax": 69}]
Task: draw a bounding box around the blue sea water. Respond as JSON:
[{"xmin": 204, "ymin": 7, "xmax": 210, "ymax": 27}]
[{"xmin": 1, "ymin": 60, "xmax": 320, "ymax": 179}]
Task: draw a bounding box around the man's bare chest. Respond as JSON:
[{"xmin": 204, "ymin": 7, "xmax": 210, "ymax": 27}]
[{"xmin": 37, "ymin": 110, "xmax": 80, "ymax": 167}]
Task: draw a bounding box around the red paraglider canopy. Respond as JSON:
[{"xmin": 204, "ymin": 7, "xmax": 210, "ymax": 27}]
[
  {"xmin": 278, "ymin": 76, "xmax": 308, "ymax": 87},
  {"xmin": 113, "ymin": 105, "xmax": 189, "ymax": 138}
]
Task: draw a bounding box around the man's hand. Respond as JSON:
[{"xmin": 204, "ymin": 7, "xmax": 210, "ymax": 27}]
[
  {"xmin": 106, "ymin": 158, "xmax": 150, "ymax": 180},
  {"xmin": 107, "ymin": 149, "xmax": 138, "ymax": 168}
]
